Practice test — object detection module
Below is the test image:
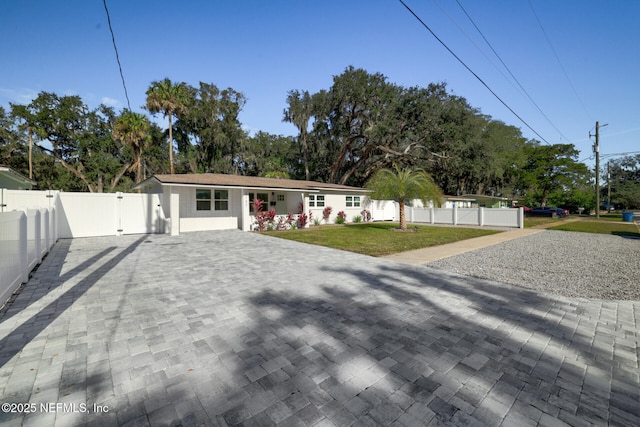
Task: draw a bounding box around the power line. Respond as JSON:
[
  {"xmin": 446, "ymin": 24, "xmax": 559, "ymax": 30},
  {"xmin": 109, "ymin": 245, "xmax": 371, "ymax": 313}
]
[
  {"xmin": 455, "ymin": 0, "xmax": 571, "ymax": 143},
  {"xmin": 103, "ymin": 0, "xmax": 131, "ymax": 111},
  {"xmin": 431, "ymin": 0, "xmax": 538, "ymax": 107},
  {"xmin": 397, "ymin": 0, "xmax": 551, "ymax": 145},
  {"xmin": 528, "ymin": 0, "xmax": 592, "ymax": 123},
  {"xmin": 601, "ymin": 151, "xmax": 640, "ymax": 159},
  {"xmin": 580, "ymin": 151, "xmax": 640, "ymax": 162}
]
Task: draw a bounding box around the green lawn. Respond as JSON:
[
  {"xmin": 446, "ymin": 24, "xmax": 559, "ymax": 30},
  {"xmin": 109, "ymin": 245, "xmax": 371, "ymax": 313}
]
[
  {"xmin": 593, "ymin": 213, "xmax": 624, "ymax": 222},
  {"xmin": 549, "ymin": 220, "xmax": 639, "ymax": 237},
  {"xmin": 262, "ymin": 222, "xmax": 500, "ymax": 257},
  {"xmin": 523, "ymin": 216, "xmax": 566, "ymax": 228}
]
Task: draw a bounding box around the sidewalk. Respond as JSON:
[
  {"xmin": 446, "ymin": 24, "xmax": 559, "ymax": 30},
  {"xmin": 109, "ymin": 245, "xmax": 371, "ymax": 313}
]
[{"xmin": 382, "ymin": 219, "xmax": 580, "ymax": 265}]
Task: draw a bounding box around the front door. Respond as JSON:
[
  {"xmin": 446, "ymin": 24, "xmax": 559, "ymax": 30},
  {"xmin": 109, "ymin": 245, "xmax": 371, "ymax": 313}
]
[{"xmin": 275, "ymin": 193, "xmax": 287, "ymax": 215}]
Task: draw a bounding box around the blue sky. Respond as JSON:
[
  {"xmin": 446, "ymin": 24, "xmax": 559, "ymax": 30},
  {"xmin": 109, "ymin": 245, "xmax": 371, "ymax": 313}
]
[{"xmin": 2, "ymin": 1, "xmax": 638, "ymax": 167}]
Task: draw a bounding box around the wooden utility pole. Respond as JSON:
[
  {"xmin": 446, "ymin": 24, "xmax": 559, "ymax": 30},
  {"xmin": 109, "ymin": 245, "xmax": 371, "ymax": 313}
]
[
  {"xmin": 607, "ymin": 161, "xmax": 611, "ymax": 213},
  {"xmin": 591, "ymin": 121, "xmax": 607, "ymax": 219},
  {"xmin": 595, "ymin": 121, "xmax": 600, "ymax": 219}
]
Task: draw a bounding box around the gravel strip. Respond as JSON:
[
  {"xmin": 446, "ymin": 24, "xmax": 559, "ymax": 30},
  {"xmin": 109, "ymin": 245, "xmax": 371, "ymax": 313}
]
[{"xmin": 427, "ymin": 229, "xmax": 640, "ymax": 301}]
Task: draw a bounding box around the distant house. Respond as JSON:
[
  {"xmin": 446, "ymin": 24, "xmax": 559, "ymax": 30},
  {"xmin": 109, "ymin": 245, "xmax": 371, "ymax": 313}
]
[
  {"xmin": 410, "ymin": 195, "xmax": 476, "ymax": 209},
  {"xmin": 133, "ymin": 174, "xmax": 369, "ymax": 232},
  {"xmin": 461, "ymin": 194, "xmax": 519, "ymax": 209},
  {"xmin": 0, "ymin": 165, "xmax": 36, "ymax": 190}
]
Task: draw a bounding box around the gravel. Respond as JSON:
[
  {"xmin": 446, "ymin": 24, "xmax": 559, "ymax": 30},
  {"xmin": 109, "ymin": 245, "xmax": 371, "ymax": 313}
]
[{"xmin": 426, "ymin": 230, "xmax": 640, "ymax": 301}]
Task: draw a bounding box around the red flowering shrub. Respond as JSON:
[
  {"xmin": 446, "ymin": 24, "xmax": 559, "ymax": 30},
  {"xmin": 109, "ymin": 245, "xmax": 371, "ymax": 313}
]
[{"xmin": 323, "ymin": 206, "xmax": 333, "ymax": 223}]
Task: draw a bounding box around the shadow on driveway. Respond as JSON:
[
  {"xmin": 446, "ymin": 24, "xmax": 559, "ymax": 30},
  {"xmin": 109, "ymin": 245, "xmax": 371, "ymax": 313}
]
[
  {"xmin": 0, "ymin": 236, "xmax": 147, "ymax": 369},
  {"xmin": 0, "ymin": 231, "xmax": 637, "ymax": 426}
]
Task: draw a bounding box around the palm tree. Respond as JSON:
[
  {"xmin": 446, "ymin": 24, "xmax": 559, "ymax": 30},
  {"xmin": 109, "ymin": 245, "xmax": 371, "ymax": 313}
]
[
  {"xmin": 366, "ymin": 165, "xmax": 443, "ymax": 230},
  {"xmin": 11, "ymin": 105, "xmax": 37, "ymax": 179},
  {"xmin": 113, "ymin": 111, "xmax": 151, "ymax": 184},
  {"xmin": 283, "ymin": 90, "xmax": 313, "ymax": 180},
  {"xmin": 145, "ymin": 78, "xmax": 190, "ymax": 174}
]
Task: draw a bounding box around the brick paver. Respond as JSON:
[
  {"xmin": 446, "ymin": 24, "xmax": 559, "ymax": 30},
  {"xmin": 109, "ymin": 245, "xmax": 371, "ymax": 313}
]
[{"xmin": 0, "ymin": 230, "xmax": 638, "ymax": 426}]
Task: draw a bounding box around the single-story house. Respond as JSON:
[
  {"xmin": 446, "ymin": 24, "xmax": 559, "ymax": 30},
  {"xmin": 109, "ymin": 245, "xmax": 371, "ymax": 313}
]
[
  {"xmin": 133, "ymin": 174, "xmax": 370, "ymax": 233},
  {"xmin": 461, "ymin": 194, "xmax": 520, "ymax": 209},
  {"xmin": 411, "ymin": 195, "xmax": 476, "ymax": 209},
  {"xmin": 0, "ymin": 165, "xmax": 36, "ymax": 190}
]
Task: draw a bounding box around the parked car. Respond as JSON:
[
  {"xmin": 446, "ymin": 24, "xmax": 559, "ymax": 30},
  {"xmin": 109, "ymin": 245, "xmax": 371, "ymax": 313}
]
[{"xmin": 527, "ymin": 206, "xmax": 569, "ymax": 218}]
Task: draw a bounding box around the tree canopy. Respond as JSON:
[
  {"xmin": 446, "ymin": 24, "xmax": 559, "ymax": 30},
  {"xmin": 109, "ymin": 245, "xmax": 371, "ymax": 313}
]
[{"xmin": 1, "ymin": 67, "xmax": 615, "ymax": 210}]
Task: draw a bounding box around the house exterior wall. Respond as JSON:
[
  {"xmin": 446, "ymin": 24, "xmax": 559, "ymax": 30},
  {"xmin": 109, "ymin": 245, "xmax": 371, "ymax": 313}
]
[
  {"xmin": 308, "ymin": 191, "xmax": 368, "ymax": 224},
  {"xmin": 138, "ymin": 178, "xmax": 369, "ymax": 232},
  {"xmin": 165, "ymin": 186, "xmax": 242, "ymax": 232}
]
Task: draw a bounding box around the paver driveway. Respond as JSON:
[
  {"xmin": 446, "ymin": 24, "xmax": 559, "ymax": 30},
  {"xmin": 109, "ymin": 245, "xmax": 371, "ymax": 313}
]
[{"xmin": 0, "ymin": 230, "xmax": 638, "ymax": 426}]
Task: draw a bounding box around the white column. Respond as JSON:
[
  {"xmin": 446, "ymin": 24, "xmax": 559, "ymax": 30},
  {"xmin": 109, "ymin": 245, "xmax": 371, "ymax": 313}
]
[{"xmin": 242, "ymin": 190, "xmax": 251, "ymax": 231}]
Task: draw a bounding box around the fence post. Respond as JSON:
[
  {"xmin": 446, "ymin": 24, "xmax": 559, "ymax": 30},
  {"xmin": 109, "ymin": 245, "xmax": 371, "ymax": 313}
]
[
  {"xmin": 479, "ymin": 207, "xmax": 485, "ymax": 227},
  {"xmin": 43, "ymin": 208, "xmax": 50, "ymax": 255},
  {"xmin": 0, "ymin": 188, "xmax": 5, "ymax": 213},
  {"xmin": 33, "ymin": 209, "xmax": 42, "ymax": 264},
  {"xmin": 430, "ymin": 207, "xmax": 435, "ymax": 224},
  {"xmin": 51, "ymin": 206, "xmax": 57, "ymax": 245},
  {"xmin": 518, "ymin": 207, "xmax": 524, "ymax": 229},
  {"xmin": 452, "ymin": 204, "xmax": 458, "ymax": 225},
  {"xmin": 19, "ymin": 212, "xmax": 28, "ymax": 283}
]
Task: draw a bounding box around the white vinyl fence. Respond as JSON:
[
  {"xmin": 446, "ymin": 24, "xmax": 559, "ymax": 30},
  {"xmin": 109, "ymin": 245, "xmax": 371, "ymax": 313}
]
[
  {"xmin": 1, "ymin": 189, "xmax": 167, "ymax": 238},
  {"xmin": 0, "ymin": 207, "xmax": 57, "ymax": 308},
  {"xmin": 402, "ymin": 204, "xmax": 524, "ymax": 228}
]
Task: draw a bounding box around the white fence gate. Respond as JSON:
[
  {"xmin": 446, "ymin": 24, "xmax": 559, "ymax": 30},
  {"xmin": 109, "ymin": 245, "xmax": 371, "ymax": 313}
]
[{"xmin": 1, "ymin": 189, "xmax": 167, "ymax": 238}]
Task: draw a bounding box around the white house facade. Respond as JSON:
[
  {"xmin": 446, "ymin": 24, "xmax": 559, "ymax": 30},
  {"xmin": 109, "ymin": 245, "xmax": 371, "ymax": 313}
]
[{"xmin": 133, "ymin": 174, "xmax": 370, "ymax": 233}]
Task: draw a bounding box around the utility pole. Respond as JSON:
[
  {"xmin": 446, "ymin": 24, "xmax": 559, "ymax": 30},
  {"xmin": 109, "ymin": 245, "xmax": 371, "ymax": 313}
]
[
  {"xmin": 590, "ymin": 121, "xmax": 607, "ymax": 219},
  {"xmin": 595, "ymin": 122, "xmax": 600, "ymax": 219},
  {"xmin": 607, "ymin": 161, "xmax": 611, "ymax": 213}
]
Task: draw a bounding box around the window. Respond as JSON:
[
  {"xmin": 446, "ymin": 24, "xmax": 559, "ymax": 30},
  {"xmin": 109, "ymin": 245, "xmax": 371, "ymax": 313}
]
[
  {"xmin": 196, "ymin": 189, "xmax": 211, "ymax": 210},
  {"xmin": 309, "ymin": 195, "xmax": 325, "ymax": 207},
  {"xmin": 215, "ymin": 190, "xmax": 229, "ymax": 210},
  {"xmin": 346, "ymin": 196, "xmax": 360, "ymax": 207},
  {"xmin": 249, "ymin": 192, "xmax": 269, "ymax": 213}
]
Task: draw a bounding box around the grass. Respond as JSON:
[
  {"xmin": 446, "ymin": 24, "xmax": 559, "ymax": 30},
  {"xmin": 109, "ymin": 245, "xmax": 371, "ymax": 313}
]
[
  {"xmin": 592, "ymin": 213, "xmax": 624, "ymax": 221},
  {"xmin": 549, "ymin": 220, "xmax": 639, "ymax": 237},
  {"xmin": 262, "ymin": 222, "xmax": 500, "ymax": 257},
  {"xmin": 523, "ymin": 216, "xmax": 565, "ymax": 228}
]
